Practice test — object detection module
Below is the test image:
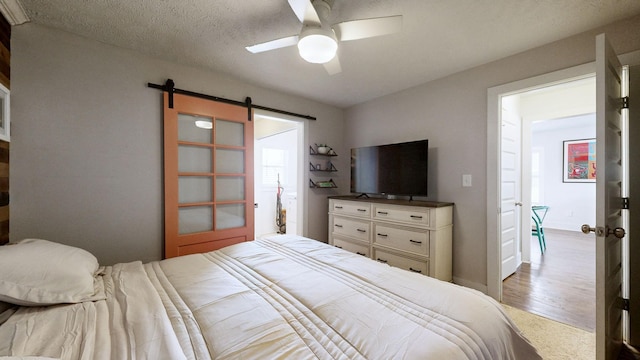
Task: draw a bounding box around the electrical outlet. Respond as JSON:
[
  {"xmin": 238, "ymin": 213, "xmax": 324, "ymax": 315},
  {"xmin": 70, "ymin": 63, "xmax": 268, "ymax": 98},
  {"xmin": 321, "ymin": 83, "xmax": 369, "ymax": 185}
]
[{"xmin": 462, "ymin": 174, "xmax": 472, "ymax": 187}]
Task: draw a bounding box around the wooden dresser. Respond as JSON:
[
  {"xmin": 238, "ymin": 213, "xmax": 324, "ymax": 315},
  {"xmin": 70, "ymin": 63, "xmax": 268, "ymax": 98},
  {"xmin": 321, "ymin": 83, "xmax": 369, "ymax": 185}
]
[{"xmin": 328, "ymin": 196, "xmax": 453, "ymax": 281}]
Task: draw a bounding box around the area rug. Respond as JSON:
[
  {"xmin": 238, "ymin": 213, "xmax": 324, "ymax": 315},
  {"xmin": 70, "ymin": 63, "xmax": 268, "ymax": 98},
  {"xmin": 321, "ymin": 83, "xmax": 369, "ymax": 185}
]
[{"xmin": 502, "ymin": 304, "xmax": 595, "ymax": 359}]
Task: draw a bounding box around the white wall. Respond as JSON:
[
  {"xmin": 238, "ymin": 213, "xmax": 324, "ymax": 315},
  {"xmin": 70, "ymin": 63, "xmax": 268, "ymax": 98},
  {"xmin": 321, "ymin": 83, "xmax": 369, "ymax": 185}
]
[
  {"xmin": 531, "ymin": 114, "xmax": 596, "ymax": 231},
  {"xmin": 10, "ymin": 23, "xmax": 345, "ymax": 265},
  {"xmin": 344, "ymin": 14, "xmax": 640, "ymax": 290}
]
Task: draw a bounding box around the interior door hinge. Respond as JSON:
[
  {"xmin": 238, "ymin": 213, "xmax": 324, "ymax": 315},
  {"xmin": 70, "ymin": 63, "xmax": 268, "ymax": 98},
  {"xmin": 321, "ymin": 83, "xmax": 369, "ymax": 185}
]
[
  {"xmin": 622, "ymin": 96, "xmax": 629, "ymax": 109},
  {"xmin": 622, "ymin": 297, "xmax": 630, "ymax": 311},
  {"xmin": 623, "ymin": 197, "xmax": 630, "ymax": 210}
]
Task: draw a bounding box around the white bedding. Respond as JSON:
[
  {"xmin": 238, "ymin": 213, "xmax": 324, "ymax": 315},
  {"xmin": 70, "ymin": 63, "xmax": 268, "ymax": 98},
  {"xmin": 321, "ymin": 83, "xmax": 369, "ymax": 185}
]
[{"xmin": 0, "ymin": 235, "xmax": 540, "ymax": 359}]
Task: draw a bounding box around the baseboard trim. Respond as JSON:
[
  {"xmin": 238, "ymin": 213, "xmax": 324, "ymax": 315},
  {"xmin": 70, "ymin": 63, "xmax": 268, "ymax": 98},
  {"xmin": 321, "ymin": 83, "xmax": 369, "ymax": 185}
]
[{"xmin": 453, "ymin": 277, "xmax": 488, "ymax": 294}]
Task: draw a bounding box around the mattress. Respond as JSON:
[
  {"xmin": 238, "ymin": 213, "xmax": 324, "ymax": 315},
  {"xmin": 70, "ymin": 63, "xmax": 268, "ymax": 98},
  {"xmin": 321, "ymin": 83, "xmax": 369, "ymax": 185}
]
[{"xmin": 0, "ymin": 235, "xmax": 540, "ymax": 359}]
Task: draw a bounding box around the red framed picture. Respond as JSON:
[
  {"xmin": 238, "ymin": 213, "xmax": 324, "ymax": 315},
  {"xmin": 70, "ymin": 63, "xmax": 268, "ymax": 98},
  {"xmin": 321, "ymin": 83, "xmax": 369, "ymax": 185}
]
[{"xmin": 563, "ymin": 139, "xmax": 596, "ymax": 183}]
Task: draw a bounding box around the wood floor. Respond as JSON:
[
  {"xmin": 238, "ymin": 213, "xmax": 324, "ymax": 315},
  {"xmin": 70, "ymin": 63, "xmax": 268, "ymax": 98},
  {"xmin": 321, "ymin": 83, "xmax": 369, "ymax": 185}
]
[{"xmin": 502, "ymin": 228, "xmax": 596, "ymax": 331}]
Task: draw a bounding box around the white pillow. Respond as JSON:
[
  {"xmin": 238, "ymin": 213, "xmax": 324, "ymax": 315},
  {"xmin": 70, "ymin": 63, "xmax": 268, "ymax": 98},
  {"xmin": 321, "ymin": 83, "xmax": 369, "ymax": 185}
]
[{"xmin": 0, "ymin": 239, "xmax": 101, "ymax": 306}]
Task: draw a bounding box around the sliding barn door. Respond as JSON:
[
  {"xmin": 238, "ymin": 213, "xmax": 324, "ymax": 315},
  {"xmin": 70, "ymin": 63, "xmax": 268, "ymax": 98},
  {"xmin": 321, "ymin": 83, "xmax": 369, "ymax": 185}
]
[{"xmin": 164, "ymin": 93, "xmax": 254, "ymax": 258}]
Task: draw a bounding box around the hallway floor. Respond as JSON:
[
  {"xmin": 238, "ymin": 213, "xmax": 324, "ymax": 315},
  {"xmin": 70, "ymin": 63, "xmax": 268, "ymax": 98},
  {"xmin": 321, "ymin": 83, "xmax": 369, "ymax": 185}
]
[{"xmin": 502, "ymin": 228, "xmax": 596, "ymax": 331}]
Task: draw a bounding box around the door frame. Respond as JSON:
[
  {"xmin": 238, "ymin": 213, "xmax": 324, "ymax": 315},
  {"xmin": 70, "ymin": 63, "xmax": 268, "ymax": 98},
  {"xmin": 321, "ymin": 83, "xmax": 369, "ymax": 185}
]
[
  {"xmin": 487, "ymin": 62, "xmax": 596, "ymax": 300},
  {"xmin": 253, "ymin": 110, "xmax": 308, "ymax": 238},
  {"xmin": 487, "ymin": 49, "xmax": 640, "ymax": 316},
  {"xmin": 628, "ymin": 63, "xmax": 640, "ymax": 348}
]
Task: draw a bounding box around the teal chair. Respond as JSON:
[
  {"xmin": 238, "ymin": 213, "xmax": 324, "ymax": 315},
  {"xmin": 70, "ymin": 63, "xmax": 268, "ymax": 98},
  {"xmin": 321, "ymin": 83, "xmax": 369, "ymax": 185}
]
[{"xmin": 532, "ymin": 206, "xmax": 550, "ymax": 254}]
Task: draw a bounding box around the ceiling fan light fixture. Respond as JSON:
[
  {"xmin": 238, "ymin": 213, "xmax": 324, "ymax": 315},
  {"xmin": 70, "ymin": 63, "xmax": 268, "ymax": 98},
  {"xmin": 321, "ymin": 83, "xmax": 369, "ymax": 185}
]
[{"xmin": 297, "ymin": 27, "xmax": 337, "ymax": 64}]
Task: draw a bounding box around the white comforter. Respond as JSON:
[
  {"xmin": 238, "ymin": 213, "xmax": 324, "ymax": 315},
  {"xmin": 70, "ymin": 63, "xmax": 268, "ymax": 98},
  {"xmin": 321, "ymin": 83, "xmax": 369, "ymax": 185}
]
[{"xmin": 0, "ymin": 235, "xmax": 540, "ymax": 359}]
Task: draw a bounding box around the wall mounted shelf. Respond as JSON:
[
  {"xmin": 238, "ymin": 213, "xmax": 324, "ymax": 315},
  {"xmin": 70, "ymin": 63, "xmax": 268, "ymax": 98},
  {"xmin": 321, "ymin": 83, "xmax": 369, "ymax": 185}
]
[
  {"xmin": 310, "ymin": 144, "xmax": 338, "ymax": 188},
  {"xmin": 309, "ymin": 162, "xmax": 338, "ymax": 172},
  {"xmin": 309, "ymin": 145, "xmax": 337, "ymax": 156},
  {"xmin": 309, "ymin": 179, "xmax": 337, "ymax": 189}
]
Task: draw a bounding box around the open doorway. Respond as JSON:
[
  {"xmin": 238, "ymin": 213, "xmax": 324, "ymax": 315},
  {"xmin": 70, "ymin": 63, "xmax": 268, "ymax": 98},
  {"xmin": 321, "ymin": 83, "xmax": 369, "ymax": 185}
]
[
  {"xmin": 487, "ymin": 63, "xmax": 598, "ymax": 327},
  {"xmin": 502, "ymin": 77, "xmax": 597, "ymax": 331},
  {"xmin": 254, "ymin": 112, "xmax": 305, "ymax": 238}
]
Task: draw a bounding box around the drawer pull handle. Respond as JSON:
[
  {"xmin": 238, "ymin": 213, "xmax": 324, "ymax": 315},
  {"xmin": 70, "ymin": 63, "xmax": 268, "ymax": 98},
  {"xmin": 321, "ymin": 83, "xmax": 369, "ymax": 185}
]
[
  {"xmin": 334, "ymin": 224, "xmax": 343, "ymax": 228},
  {"xmin": 335, "ymin": 206, "xmax": 343, "ymax": 209},
  {"xmin": 357, "ymin": 208, "xmax": 367, "ymax": 212},
  {"xmin": 334, "ymin": 245, "xmax": 342, "ymax": 249},
  {"xmin": 377, "ymin": 233, "xmax": 388, "ymax": 237},
  {"xmin": 356, "ymin": 252, "xmax": 366, "ymax": 256},
  {"xmin": 377, "ymin": 211, "xmax": 388, "ymax": 215},
  {"xmin": 410, "ymin": 215, "xmax": 423, "ymax": 219},
  {"xmin": 409, "ymin": 239, "xmax": 422, "ymax": 244},
  {"xmin": 377, "ymin": 258, "xmax": 388, "ymax": 264},
  {"xmin": 357, "ymin": 229, "xmax": 366, "ymax": 233},
  {"xmin": 409, "ymin": 267, "xmax": 422, "ymax": 273}
]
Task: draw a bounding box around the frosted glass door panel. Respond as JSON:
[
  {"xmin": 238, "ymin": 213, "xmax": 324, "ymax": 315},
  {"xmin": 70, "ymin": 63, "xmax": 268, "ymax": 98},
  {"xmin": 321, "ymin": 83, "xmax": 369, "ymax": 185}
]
[
  {"xmin": 216, "ymin": 204, "xmax": 245, "ymax": 229},
  {"xmin": 179, "ymin": 206, "xmax": 213, "ymax": 234},
  {"xmin": 216, "ymin": 119, "xmax": 244, "ymax": 146},
  {"xmin": 216, "ymin": 149, "xmax": 245, "ymax": 173},
  {"xmin": 216, "ymin": 177, "xmax": 245, "ymax": 201},
  {"xmin": 178, "ymin": 114, "xmax": 212, "ymax": 143},
  {"xmin": 179, "ymin": 177, "xmax": 212, "ymax": 203},
  {"xmin": 179, "ymin": 146, "xmax": 212, "ymax": 173}
]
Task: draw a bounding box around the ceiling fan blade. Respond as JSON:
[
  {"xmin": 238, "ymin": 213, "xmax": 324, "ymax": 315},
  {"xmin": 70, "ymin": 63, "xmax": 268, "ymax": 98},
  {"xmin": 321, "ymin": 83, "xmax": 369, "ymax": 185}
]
[
  {"xmin": 287, "ymin": 0, "xmax": 321, "ymax": 25},
  {"xmin": 246, "ymin": 35, "xmax": 299, "ymax": 53},
  {"xmin": 333, "ymin": 15, "xmax": 402, "ymax": 42},
  {"xmin": 323, "ymin": 55, "xmax": 341, "ymax": 75}
]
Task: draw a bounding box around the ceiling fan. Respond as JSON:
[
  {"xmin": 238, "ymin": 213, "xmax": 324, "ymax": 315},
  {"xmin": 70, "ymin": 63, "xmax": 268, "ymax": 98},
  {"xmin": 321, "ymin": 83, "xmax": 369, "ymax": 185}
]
[{"xmin": 245, "ymin": 0, "xmax": 402, "ymax": 75}]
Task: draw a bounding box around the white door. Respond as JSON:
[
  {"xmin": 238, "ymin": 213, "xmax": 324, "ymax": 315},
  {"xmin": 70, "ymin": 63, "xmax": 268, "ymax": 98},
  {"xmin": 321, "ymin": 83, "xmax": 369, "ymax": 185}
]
[
  {"xmin": 593, "ymin": 33, "xmax": 626, "ymax": 360},
  {"xmin": 500, "ymin": 99, "xmax": 522, "ymax": 280}
]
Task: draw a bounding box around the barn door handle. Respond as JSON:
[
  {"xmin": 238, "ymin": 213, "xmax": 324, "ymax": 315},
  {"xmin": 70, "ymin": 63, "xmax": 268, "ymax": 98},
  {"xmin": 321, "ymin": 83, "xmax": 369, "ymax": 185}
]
[{"xmin": 581, "ymin": 224, "xmax": 625, "ymax": 238}]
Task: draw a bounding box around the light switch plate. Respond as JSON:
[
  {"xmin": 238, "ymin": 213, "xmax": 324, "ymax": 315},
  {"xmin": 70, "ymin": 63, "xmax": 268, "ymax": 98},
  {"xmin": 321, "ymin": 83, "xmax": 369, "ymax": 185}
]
[{"xmin": 462, "ymin": 174, "xmax": 472, "ymax": 187}]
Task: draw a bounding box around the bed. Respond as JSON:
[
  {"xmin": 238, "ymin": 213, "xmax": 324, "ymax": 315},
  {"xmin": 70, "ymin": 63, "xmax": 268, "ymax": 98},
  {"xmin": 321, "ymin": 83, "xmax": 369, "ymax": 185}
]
[{"xmin": 0, "ymin": 235, "xmax": 540, "ymax": 359}]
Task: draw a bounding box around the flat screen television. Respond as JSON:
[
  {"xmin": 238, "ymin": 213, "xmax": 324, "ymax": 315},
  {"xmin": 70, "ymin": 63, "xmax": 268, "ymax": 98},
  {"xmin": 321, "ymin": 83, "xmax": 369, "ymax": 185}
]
[{"xmin": 350, "ymin": 139, "xmax": 428, "ymax": 198}]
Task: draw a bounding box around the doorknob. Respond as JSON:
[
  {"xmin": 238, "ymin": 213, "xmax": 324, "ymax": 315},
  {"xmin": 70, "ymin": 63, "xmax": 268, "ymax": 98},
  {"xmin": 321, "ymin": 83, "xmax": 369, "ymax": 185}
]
[
  {"xmin": 610, "ymin": 227, "xmax": 626, "ymax": 238},
  {"xmin": 515, "ymin": 202, "xmax": 523, "ymax": 206},
  {"xmin": 581, "ymin": 224, "xmax": 626, "ymax": 238}
]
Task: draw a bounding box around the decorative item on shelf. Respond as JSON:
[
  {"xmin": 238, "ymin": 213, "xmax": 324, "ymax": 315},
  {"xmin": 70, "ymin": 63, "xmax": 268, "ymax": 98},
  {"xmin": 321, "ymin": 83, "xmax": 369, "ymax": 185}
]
[
  {"xmin": 311, "ymin": 144, "xmax": 337, "ymax": 156},
  {"xmin": 309, "ymin": 161, "xmax": 337, "ymax": 172},
  {"xmin": 309, "ymin": 179, "xmax": 337, "ymax": 188},
  {"xmin": 316, "ymin": 144, "xmax": 330, "ymax": 154}
]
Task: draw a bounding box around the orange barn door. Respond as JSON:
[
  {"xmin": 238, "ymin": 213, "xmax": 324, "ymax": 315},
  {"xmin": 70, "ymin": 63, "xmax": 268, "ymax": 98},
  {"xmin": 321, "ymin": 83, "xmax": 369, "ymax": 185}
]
[{"xmin": 163, "ymin": 93, "xmax": 254, "ymax": 258}]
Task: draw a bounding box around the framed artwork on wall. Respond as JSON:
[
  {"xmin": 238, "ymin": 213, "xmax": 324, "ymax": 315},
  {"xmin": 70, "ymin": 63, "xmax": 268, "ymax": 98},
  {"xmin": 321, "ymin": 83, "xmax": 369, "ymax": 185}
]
[
  {"xmin": 563, "ymin": 138, "xmax": 595, "ymax": 182},
  {"xmin": 0, "ymin": 83, "xmax": 9, "ymax": 142}
]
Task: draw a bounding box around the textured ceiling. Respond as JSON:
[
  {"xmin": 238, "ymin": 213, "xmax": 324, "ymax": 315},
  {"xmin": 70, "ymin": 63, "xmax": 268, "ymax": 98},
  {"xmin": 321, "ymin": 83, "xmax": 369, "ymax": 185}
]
[{"xmin": 13, "ymin": 0, "xmax": 640, "ymax": 108}]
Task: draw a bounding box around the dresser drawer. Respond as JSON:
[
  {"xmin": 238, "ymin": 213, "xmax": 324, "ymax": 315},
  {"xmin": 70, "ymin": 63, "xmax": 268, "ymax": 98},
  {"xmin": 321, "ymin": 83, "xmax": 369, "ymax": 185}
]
[
  {"xmin": 330, "ymin": 200, "xmax": 371, "ymax": 218},
  {"xmin": 373, "ymin": 224, "xmax": 429, "ymax": 256},
  {"xmin": 332, "ymin": 237, "xmax": 370, "ymax": 257},
  {"xmin": 331, "ymin": 216, "xmax": 370, "ymax": 241},
  {"xmin": 373, "ymin": 248, "xmax": 428, "ymax": 275},
  {"xmin": 373, "ymin": 204, "xmax": 430, "ymax": 227}
]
